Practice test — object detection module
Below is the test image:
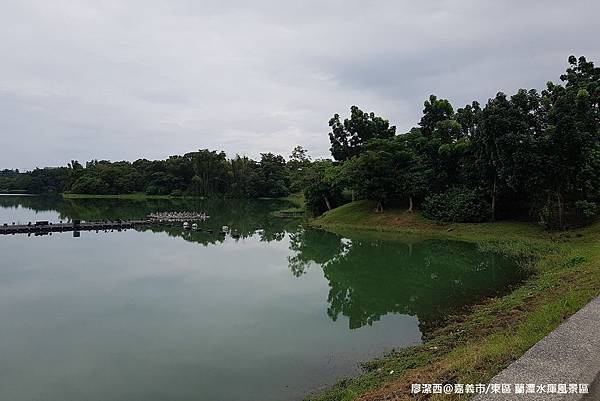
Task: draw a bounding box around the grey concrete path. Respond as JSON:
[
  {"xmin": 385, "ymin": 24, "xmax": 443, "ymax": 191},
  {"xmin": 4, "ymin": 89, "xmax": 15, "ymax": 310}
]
[{"xmin": 473, "ymin": 296, "xmax": 600, "ymax": 400}]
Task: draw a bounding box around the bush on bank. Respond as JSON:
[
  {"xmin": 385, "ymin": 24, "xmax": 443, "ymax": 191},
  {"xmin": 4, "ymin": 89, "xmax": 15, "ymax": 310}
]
[{"xmin": 422, "ymin": 188, "xmax": 491, "ymax": 223}]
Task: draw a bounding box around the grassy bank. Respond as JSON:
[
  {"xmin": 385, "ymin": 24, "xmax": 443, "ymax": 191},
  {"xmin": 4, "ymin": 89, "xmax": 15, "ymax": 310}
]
[
  {"xmin": 280, "ymin": 192, "xmax": 305, "ymax": 207},
  {"xmin": 307, "ymin": 201, "xmax": 600, "ymax": 401},
  {"xmin": 270, "ymin": 193, "xmax": 306, "ymax": 218}
]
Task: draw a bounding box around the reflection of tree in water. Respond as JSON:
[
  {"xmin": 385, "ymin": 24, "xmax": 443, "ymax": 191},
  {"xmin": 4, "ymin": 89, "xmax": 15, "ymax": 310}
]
[
  {"xmin": 289, "ymin": 228, "xmax": 526, "ymax": 331},
  {"xmin": 287, "ymin": 228, "xmax": 347, "ymax": 277},
  {"xmin": 0, "ymin": 196, "xmax": 299, "ymax": 246},
  {"xmin": 0, "ymin": 195, "xmax": 66, "ymax": 215}
]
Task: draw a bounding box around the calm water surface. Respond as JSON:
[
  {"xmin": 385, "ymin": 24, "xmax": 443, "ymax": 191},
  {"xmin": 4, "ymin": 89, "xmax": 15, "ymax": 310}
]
[{"xmin": 0, "ymin": 196, "xmax": 525, "ymax": 401}]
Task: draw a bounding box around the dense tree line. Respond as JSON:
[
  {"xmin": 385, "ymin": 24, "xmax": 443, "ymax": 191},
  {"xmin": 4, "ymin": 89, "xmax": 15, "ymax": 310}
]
[
  {"xmin": 305, "ymin": 56, "xmax": 600, "ymax": 228},
  {"xmin": 2, "ymin": 56, "xmax": 598, "ymax": 228},
  {"xmin": 1, "ymin": 147, "xmax": 312, "ymax": 199}
]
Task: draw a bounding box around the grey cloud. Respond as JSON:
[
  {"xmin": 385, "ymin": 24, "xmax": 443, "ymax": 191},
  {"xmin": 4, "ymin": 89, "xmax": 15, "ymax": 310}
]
[{"xmin": 0, "ymin": 0, "xmax": 598, "ymax": 170}]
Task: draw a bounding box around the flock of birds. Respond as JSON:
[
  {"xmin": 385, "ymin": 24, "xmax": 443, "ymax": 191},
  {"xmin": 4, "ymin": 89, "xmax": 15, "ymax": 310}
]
[
  {"xmin": 147, "ymin": 211, "xmax": 240, "ymax": 238},
  {"xmin": 147, "ymin": 211, "xmax": 209, "ymax": 222}
]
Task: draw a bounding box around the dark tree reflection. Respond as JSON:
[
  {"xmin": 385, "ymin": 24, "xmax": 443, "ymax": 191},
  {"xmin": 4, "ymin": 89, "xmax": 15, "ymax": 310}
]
[
  {"xmin": 288, "ymin": 228, "xmax": 526, "ymax": 331},
  {"xmin": 0, "ymin": 196, "xmax": 299, "ymax": 246},
  {"xmin": 287, "ymin": 228, "xmax": 346, "ymax": 277}
]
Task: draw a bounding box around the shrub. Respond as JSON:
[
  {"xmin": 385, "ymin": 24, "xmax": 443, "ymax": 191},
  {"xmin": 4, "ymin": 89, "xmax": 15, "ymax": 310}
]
[
  {"xmin": 422, "ymin": 188, "xmax": 491, "ymax": 223},
  {"xmin": 574, "ymin": 200, "xmax": 598, "ymax": 220},
  {"xmin": 534, "ymin": 199, "xmax": 598, "ymax": 230},
  {"xmin": 70, "ymin": 176, "xmax": 110, "ymax": 194}
]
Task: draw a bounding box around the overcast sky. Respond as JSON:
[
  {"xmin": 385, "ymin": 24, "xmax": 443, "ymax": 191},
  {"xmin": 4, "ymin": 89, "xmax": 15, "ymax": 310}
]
[{"xmin": 1, "ymin": 0, "xmax": 599, "ymax": 170}]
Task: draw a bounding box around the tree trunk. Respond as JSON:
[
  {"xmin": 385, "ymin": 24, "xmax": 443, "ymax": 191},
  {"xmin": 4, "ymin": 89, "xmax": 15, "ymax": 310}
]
[
  {"xmin": 323, "ymin": 196, "xmax": 332, "ymax": 211},
  {"xmin": 491, "ymin": 176, "xmax": 497, "ymax": 222},
  {"xmin": 556, "ymin": 191, "xmax": 564, "ymax": 230},
  {"xmin": 376, "ymin": 201, "xmax": 384, "ymax": 213},
  {"xmin": 408, "ymin": 196, "xmax": 414, "ymax": 212},
  {"xmin": 351, "ymin": 190, "xmax": 356, "ymax": 202}
]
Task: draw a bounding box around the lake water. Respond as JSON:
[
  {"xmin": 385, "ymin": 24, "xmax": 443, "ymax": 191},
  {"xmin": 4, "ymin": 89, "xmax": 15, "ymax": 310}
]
[{"xmin": 0, "ymin": 196, "xmax": 525, "ymax": 401}]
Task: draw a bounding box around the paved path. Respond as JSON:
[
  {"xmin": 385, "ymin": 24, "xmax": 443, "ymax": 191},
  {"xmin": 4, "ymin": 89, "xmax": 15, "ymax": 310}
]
[{"xmin": 473, "ymin": 296, "xmax": 600, "ymax": 400}]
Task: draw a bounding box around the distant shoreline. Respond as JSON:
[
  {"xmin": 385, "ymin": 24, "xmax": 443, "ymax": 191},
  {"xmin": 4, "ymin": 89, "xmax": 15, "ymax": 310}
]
[
  {"xmin": 62, "ymin": 193, "xmax": 198, "ymax": 200},
  {"xmin": 61, "ymin": 192, "xmax": 306, "ymax": 204}
]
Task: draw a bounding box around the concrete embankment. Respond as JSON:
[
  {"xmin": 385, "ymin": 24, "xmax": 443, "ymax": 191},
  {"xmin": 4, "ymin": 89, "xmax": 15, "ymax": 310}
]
[{"xmin": 474, "ymin": 296, "xmax": 600, "ymax": 400}]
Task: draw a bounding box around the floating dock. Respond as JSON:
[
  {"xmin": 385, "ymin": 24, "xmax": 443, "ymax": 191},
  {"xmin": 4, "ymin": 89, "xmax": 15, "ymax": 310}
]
[{"xmin": 0, "ymin": 220, "xmax": 152, "ymax": 235}]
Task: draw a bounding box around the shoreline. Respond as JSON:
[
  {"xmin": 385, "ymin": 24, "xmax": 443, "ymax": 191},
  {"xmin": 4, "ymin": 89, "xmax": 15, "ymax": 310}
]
[
  {"xmin": 62, "ymin": 193, "xmax": 204, "ymax": 200},
  {"xmin": 305, "ymin": 201, "xmax": 600, "ymax": 401},
  {"xmin": 62, "ymin": 192, "xmax": 306, "ymax": 203}
]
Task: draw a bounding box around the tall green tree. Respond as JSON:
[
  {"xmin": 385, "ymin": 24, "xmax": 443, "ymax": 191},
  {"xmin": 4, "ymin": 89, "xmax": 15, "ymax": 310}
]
[
  {"xmin": 303, "ymin": 160, "xmax": 345, "ymax": 215},
  {"xmin": 187, "ymin": 149, "xmax": 231, "ymax": 196},
  {"xmin": 415, "ymin": 96, "xmax": 470, "ymax": 192},
  {"xmin": 472, "ymin": 90, "xmax": 543, "ymax": 220},
  {"xmin": 257, "ymin": 153, "xmax": 289, "ymax": 197},
  {"xmin": 287, "ymin": 145, "xmax": 312, "ymax": 193},
  {"xmin": 540, "ymin": 56, "xmax": 600, "ymax": 228},
  {"xmin": 230, "ymin": 155, "xmax": 260, "ymax": 197},
  {"xmin": 328, "ymin": 106, "xmax": 396, "ymax": 161},
  {"xmin": 341, "ymin": 139, "xmax": 414, "ymax": 212}
]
